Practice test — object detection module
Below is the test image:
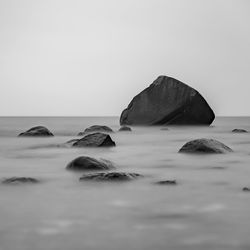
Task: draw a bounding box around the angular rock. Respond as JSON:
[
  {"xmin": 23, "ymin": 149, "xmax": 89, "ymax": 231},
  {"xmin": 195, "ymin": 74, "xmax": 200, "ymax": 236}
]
[
  {"xmin": 78, "ymin": 125, "xmax": 113, "ymax": 136},
  {"xmin": 79, "ymin": 172, "xmax": 143, "ymax": 182},
  {"xmin": 119, "ymin": 126, "xmax": 132, "ymax": 132},
  {"xmin": 155, "ymin": 180, "xmax": 177, "ymax": 185},
  {"xmin": 179, "ymin": 138, "xmax": 233, "ymax": 154},
  {"xmin": 232, "ymin": 129, "xmax": 248, "ymax": 133},
  {"xmin": 120, "ymin": 76, "xmax": 215, "ymax": 125},
  {"xmin": 19, "ymin": 126, "xmax": 54, "ymax": 137},
  {"xmin": 2, "ymin": 177, "xmax": 39, "ymax": 184},
  {"xmin": 66, "ymin": 156, "xmax": 114, "ymax": 171},
  {"xmin": 72, "ymin": 133, "xmax": 115, "ymax": 147}
]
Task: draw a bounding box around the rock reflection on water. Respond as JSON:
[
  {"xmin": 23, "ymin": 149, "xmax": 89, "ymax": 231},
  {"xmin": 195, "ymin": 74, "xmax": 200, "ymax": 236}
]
[{"xmin": 0, "ymin": 117, "xmax": 250, "ymax": 250}]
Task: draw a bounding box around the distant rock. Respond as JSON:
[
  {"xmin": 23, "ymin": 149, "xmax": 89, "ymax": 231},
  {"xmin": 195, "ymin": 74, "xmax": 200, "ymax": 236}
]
[
  {"xmin": 119, "ymin": 126, "xmax": 132, "ymax": 132},
  {"xmin": 79, "ymin": 172, "xmax": 143, "ymax": 182},
  {"xmin": 66, "ymin": 156, "xmax": 114, "ymax": 171},
  {"xmin": 78, "ymin": 125, "xmax": 113, "ymax": 136},
  {"xmin": 155, "ymin": 180, "xmax": 177, "ymax": 185},
  {"xmin": 160, "ymin": 127, "xmax": 169, "ymax": 131},
  {"xmin": 242, "ymin": 187, "xmax": 250, "ymax": 192},
  {"xmin": 2, "ymin": 177, "xmax": 39, "ymax": 184},
  {"xmin": 120, "ymin": 76, "xmax": 215, "ymax": 125},
  {"xmin": 179, "ymin": 138, "xmax": 233, "ymax": 154},
  {"xmin": 232, "ymin": 129, "xmax": 248, "ymax": 133},
  {"xmin": 72, "ymin": 133, "xmax": 116, "ymax": 147},
  {"xmin": 19, "ymin": 126, "xmax": 54, "ymax": 137}
]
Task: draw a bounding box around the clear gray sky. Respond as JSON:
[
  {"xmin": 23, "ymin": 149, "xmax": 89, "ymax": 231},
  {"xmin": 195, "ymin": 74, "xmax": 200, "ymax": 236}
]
[{"xmin": 0, "ymin": 0, "xmax": 249, "ymax": 116}]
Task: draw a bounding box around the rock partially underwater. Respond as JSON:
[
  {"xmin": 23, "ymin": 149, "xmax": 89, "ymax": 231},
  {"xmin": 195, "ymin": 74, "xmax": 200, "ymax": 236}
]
[
  {"xmin": 120, "ymin": 76, "xmax": 215, "ymax": 125},
  {"xmin": 72, "ymin": 133, "xmax": 116, "ymax": 147},
  {"xmin": 119, "ymin": 126, "xmax": 132, "ymax": 132},
  {"xmin": 66, "ymin": 156, "xmax": 114, "ymax": 171},
  {"xmin": 79, "ymin": 172, "xmax": 143, "ymax": 182},
  {"xmin": 2, "ymin": 177, "xmax": 39, "ymax": 184},
  {"xmin": 78, "ymin": 125, "xmax": 113, "ymax": 136},
  {"xmin": 179, "ymin": 138, "xmax": 233, "ymax": 154},
  {"xmin": 19, "ymin": 126, "xmax": 54, "ymax": 137}
]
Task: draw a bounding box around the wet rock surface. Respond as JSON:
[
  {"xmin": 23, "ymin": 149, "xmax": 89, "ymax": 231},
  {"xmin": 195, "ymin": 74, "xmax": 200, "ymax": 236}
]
[
  {"xmin": 179, "ymin": 138, "xmax": 233, "ymax": 154},
  {"xmin": 66, "ymin": 156, "xmax": 114, "ymax": 171},
  {"xmin": 19, "ymin": 126, "xmax": 54, "ymax": 137},
  {"xmin": 2, "ymin": 177, "xmax": 39, "ymax": 184},
  {"xmin": 119, "ymin": 126, "xmax": 132, "ymax": 132},
  {"xmin": 79, "ymin": 172, "xmax": 143, "ymax": 181},
  {"xmin": 78, "ymin": 125, "xmax": 113, "ymax": 136},
  {"xmin": 72, "ymin": 133, "xmax": 116, "ymax": 147},
  {"xmin": 120, "ymin": 75, "xmax": 215, "ymax": 125}
]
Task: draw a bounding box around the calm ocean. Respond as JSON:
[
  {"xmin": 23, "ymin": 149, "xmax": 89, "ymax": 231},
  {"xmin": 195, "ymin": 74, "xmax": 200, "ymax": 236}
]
[{"xmin": 0, "ymin": 116, "xmax": 250, "ymax": 250}]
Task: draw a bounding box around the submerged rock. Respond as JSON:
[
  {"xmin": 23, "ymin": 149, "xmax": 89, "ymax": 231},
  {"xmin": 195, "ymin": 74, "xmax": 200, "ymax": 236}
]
[
  {"xmin": 120, "ymin": 76, "xmax": 215, "ymax": 125},
  {"xmin": 179, "ymin": 138, "xmax": 233, "ymax": 154},
  {"xmin": 155, "ymin": 180, "xmax": 177, "ymax": 185},
  {"xmin": 119, "ymin": 126, "xmax": 132, "ymax": 132},
  {"xmin": 19, "ymin": 126, "xmax": 54, "ymax": 137},
  {"xmin": 78, "ymin": 125, "xmax": 113, "ymax": 136},
  {"xmin": 242, "ymin": 187, "xmax": 250, "ymax": 192},
  {"xmin": 2, "ymin": 177, "xmax": 39, "ymax": 184},
  {"xmin": 72, "ymin": 133, "xmax": 115, "ymax": 147},
  {"xmin": 66, "ymin": 156, "xmax": 114, "ymax": 171},
  {"xmin": 232, "ymin": 129, "xmax": 248, "ymax": 133},
  {"xmin": 79, "ymin": 172, "xmax": 143, "ymax": 181}
]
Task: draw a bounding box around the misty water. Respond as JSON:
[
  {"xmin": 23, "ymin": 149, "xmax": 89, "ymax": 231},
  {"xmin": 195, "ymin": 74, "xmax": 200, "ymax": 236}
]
[{"xmin": 0, "ymin": 117, "xmax": 250, "ymax": 250}]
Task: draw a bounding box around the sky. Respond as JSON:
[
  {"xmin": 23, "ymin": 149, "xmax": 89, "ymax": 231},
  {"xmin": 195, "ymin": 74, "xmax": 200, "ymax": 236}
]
[{"xmin": 0, "ymin": 0, "xmax": 249, "ymax": 116}]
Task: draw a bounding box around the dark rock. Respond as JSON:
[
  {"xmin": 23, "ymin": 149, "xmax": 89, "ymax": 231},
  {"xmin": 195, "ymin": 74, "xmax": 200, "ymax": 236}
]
[
  {"xmin": 155, "ymin": 180, "xmax": 177, "ymax": 185},
  {"xmin": 242, "ymin": 187, "xmax": 250, "ymax": 192},
  {"xmin": 2, "ymin": 177, "xmax": 39, "ymax": 184},
  {"xmin": 19, "ymin": 126, "xmax": 54, "ymax": 137},
  {"xmin": 78, "ymin": 125, "xmax": 113, "ymax": 136},
  {"xmin": 66, "ymin": 156, "xmax": 114, "ymax": 171},
  {"xmin": 119, "ymin": 126, "xmax": 132, "ymax": 132},
  {"xmin": 79, "ymin": 172, "xmax": 143, "ymax": 181},
  {"xmin": 232, "ymin": 129, "xmax": 248, "ymax": 133},
  {"xmin": 161, "ymin": 127, "xmax": 169, "ymax": 130},
  {"xmin": 72, "ymin": 133, "xmax": 115, "ymax": 147},
  {"xmin": 120, "ymin": 76, "xmax": 215, "ymax": 125},
  {"xmin": 179, "ymin": 138, "xmax": 233, "ymax": 154}
]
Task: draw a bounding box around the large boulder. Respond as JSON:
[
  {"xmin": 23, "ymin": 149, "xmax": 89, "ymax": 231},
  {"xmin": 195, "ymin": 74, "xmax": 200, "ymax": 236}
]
[
  {"xmin": 120, "ymin": 76, "xmax": 215, "ymax": 125},
  {"xmin": 19, "ymin": 126, "xmax": 54, "ymax": 137},
  {"xmin": 78, "ymin": 125, "xmax": 113, "ymax": 136},
  {"xmin": 79, "ymin": 172, "xmax": 143, "ymax": 182},
  {"xmin": 66, "ymin": 156, "xmax": 114, "ymax": 171},
  {"xmin": 72, "ymin": 132, "xmax": 116, "ymax": 147},
  {"xmin": 179, "ymin": 138, "xmax": 233, "ymax": 154}
]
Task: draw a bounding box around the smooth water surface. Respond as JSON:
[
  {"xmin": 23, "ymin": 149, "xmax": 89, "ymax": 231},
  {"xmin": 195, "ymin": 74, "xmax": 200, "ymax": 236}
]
[{"xmin": 0, "ymin": 117, "xmax": 250, "ymax": 250}]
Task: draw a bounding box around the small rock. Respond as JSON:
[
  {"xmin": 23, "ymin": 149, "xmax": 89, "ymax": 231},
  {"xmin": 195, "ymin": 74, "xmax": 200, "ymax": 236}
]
[
  {"xmin": 119, "ymin": 126, "xmax": 132, "ymax": 132},
  {"xmin": 2, "ymin": 177, "xmax": 39, "ymax": 184},
  {"xmin": 78, "ymin": 125, "xmax": 113, "ymax": 136},
  {"xmin": 232, "ymin": 129, "xmax": 248, "ymax": 133},
  {"xmin": 66, "ymin": 156, "xmax": 114, "ymax": 171},
  {"xmin": 155, "ymin": 180, "xmax": 177, "ymax": 185},
  {"xmin": 242, "ymin": 187, "xmax": 250, "ymax": 192},
  {"xmin": 73, "ymin": 133, "xmax": 116, "ymax": 147},
  {"xmin": 179, "ymin": 138, "xmax": 233, "ymax": 154},
  {"xmin": 79, "ymin": 172, "xmax": 143, "ymax": 181},
  {"xmin": 19, "ymin": 126, "xmax": 54, "ymax": 137},
  {"xmin": 160, "ymin": 127, "xmax": 169, "ymax": 130}
]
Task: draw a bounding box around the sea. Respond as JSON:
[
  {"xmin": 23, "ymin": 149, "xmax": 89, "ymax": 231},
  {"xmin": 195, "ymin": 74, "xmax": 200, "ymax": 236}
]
[{"xmin": 0, "ymin": 116, "xmax": 250, "ymax": 250}]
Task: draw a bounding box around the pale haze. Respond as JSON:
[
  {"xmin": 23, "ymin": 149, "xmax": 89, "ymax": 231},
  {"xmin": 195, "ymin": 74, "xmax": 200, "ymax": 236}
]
[{"xmin": 0, "ymin": 0, "xmax": 249, "ymax": 116}]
